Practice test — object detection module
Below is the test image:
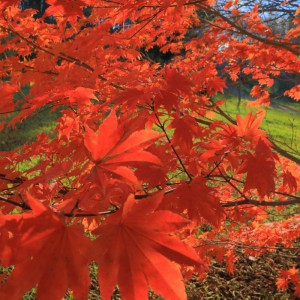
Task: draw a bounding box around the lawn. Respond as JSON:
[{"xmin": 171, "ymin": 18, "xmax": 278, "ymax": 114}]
[{"xmin": 0, "ymin": 106, "xmax": 60, "ymax": 151}]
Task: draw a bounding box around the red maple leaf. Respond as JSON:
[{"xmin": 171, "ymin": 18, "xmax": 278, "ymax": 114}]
[
  {"xmin": 235, "ymin": 111, "xmax": 267, "ymax": 143},
  {"xmin": 239, "ymin": 139, "xmax": 278, "ymax": 197},
  {"xmin": 93, "ymin": 192, "xmax": 203, "ymax": 300},
  {"xmin": 44, "ymin": 0, "xmax": 86, "ymax": 19},
  {"xmin": 0, "ymin": 83, "xmax": 18, "ymax": 113},
  {"xmin": 171, "ymin": 115, "xmax": 200, "ymax": 151},
  {"xmin": 284, "ymin": 85, "xmax": 300, "ymax": 101},
  {"xmin": 166, "ymin": 176, "xmax": 223, "ymax": 226},
  {"xmin": 0, "ymin": 194, "xmax": 93, "ymax": 299},
  {"xmin": 165, "ymin": 67, "xmax": 193, "ymax": 95},
  {"xmin": 84, "ymin": 110, "xmax": 162, "ymax": 182},
  {"xmin": 281, "ymin": 170, "xmax": 298, "ymax": 193},
  {"xmin": 220, "ymin": 111, "xmax": 267, "ymax": 146}
]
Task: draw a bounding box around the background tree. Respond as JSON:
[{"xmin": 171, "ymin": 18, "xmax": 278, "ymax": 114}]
[{"xmin": 0, "ymin": 0, "xmax": 299, "ymax": 299}]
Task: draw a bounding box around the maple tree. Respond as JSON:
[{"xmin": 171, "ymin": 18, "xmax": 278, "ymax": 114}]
[{"xmin": 0, "ymin": 0, "xmax": 300, "ymax": 299}]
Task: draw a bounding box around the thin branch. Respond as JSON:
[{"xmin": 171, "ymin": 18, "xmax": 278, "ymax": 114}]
[
  {"xmin": 0, "ymin": 194, "xmax": 118, "ymax": 217},
  {"xmin": 0, "ymin": 174, "xmax": 24, "ymax": 184},
  {"xmin": 273, "ymin": 191, "xmax": 300, "ymax": 199},
  {"xmin": 221, "ymin": 198, "xmax": 300, "ymax": 207},
  {"xmin": 271, "ymin": 141, "xmax": 300, "ymax": 165},
  {"xmin": 0, "ymin": 195, "xmax": 30, "ymax": 209},
  {"xmin": 153, "ymin": 108, "xmax": 193, "ymax": 182},
  {"xmin": 64, "ymin": 209, "xmax": 118, "ymax": 217},
  {"xmin": 129, "ymin": 8, "xmax": 163, "ymax": 40},
  {"xmin": 204, "ymin": 6, "xmax": 300, "ymax": 56},
  {"xmin": 217, "ymin": 164, "xmax": 249, "ymax": 201},
  {"xmin": 204, "ymin": 152, "xmax": 229, "ymax": 178}
]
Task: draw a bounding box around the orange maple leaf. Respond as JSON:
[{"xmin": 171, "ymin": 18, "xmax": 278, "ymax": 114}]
[
  {"xmin": 281, "ymin": 170, "xmax": 298, "ymax": 193},
  {"xmin": 284, "ymin": 85, "xmax": 300, "ymax": 101},
  {"xmin": 0, "ymin": 194, "xmax": 93, "ymax": 300},
  {"xmin": 0, "ymin": 83, "xmax": 18, "ymax": 113},
  {"xmin": 84, "ymin": 110, "xmax": 162, "ymax": 182},
  {"xmin": 44, "ymin": 0, "xmax": 85, "ymax": 19},
  {"xmin": 220, "ymin": 111, "xmax": 268, "ymax": 147},
  {"xmin": 276, "ymin": 277, "xmax": 289, "ymax": 290},
  {"xmin": 239, "ymin": 139, "xmax": 278, "ymax": 197},
  {"xmin": 167, "ymin": 176, "xmax": 223, "ymax": 226},
  {"xmin": 93, "ymin": 192, "xmax": 203, "ymax": 300},
  {"xmin": 235, "ymin": 111, "xmax": 267, "ymax": 143},
  {"xmin": 165, "ymin": 66, "xmax": 193, "ymax": 95}
]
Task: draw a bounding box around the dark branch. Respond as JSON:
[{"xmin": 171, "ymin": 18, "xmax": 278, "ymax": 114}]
[{"xmin": 221, "ymin": 198, "xmax": 300, "ymax": 207}]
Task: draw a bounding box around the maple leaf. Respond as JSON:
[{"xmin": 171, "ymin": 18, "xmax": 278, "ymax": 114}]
[
  {"xmin": 207, "ymin": 76, "xmax": 226, "ymax": 94},
  {"xmin": 277, "ymin": 266, "xmax": 300, "ymax": 294},
  {"xmin": 239, "ymin": 139, "xmax": 278, "ymax": 197},
  {"xmin": 284, "ymin": 85, "xmax": 300, "ymax": 101},
  {"xmin": 258, "ymin": 76, "xmax": 274, "ymax": 87},
  {"xmin": 250, "ymin": 86, "xmax": 262, "ymax": 98},
  {"xmin": 219, "ymin": 110, "xmax": 267, "ymax": 151},
  {"xmin": 0, "ymin": 194, "xmax": 93, "ymax": 300},
  {"xmin": 0, "ymin": 83, "xmax": 18, "ymax": 113},
  {"xmin": 0, "ymin": 0, "xmax": 20, "ymax": 9},
  {"xmin": 155, "ymin": 89, "xmax": 180, "ymax": 113},
  {"xmin": 171, "ymin": 115, "xmax": 199, "ymax": 151},
  {"xmin": 165, "ymin": 67, "xmax": 193, "ymax": 95},
  {"xmin": 276, "ymin": 277, "xmax": 289, "ymax": 291},
  {"xmin": 287, "ymin": 266, "xmax": 299, "ymax": 282},
  {"xmin": 248, "ymin": 87, "xmax": 270, "ymax": 107},
  {"xmin": 225, "ymin": 250, "xmax": 236, "ymax": 274},
  {"xmin": 235, "ymin": 111, "xmax": 265, "ymax": 140},
  {"xmin": 44, "ymin": 0, "xmax": 85, "ymax": 19},
  {"xmin": 0, "ymin": 214, "xmax": 13, "ymax": 266},
  {"xmin": 166, "ymin": 176, "xmax": 223, "ymax": 226},
  {"xmin": 116, "ymin": 88, "xmax": 144, "ymax": 108},
  {"xmin": 281, "ymin": 170, "xmax": 298, "ymax": 193},
  {"xmin": 64, "ymin": 87, "xmax": 96, "ymax": 105},
  {"xmin": 93, "ymin": 192, "xmax": 203, "ymax": 300},
  {"xmin": 84, "ymin": 110, "xmax": 162, "ymax": 181}
]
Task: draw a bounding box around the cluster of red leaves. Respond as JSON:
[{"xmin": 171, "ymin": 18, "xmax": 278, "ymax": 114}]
[
  {"xmin": 277, "ymin": 266, "xmax": 300, "ymax": 297},
  {"xmin": 0, "ymin": 0, "xmax": 299, "ymax": 299}
]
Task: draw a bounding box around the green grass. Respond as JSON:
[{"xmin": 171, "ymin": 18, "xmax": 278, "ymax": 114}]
[
  {"xmin": 215, "ymin": 94, "xmax": 300, "ymax": 155},
  {"xmin": 0, "ymin": 107, "xmax": 61, "ymax": 151},
  {"xmin": 272, "ymin": 98, "xmax": 300, "ymax": 112}
]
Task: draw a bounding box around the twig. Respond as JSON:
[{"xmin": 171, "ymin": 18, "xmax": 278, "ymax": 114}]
[{"xmin": 153, "ymin": 108, "xmax": 193, "ymax": 182}]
